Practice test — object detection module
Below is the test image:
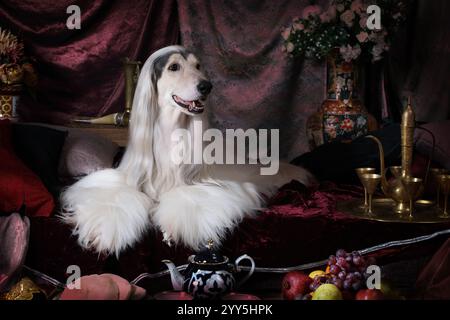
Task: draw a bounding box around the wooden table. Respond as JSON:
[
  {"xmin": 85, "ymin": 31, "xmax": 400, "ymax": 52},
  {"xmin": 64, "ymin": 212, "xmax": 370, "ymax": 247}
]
[{"xmin": 68, "ymin": 123, "xmax": 129, "ymax": 147}]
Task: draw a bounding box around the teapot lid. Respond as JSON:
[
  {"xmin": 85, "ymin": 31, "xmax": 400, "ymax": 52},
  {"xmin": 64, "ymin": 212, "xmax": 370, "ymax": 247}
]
[{"xmin": 192, "ymin": 240, "xmax": 228, "ymax": 265}]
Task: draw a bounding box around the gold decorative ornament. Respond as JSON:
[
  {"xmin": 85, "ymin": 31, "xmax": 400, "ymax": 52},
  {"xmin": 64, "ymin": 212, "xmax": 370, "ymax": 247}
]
[{"xmin": 0, "ymin": 277, "xmax": 45, "ymax": 300}]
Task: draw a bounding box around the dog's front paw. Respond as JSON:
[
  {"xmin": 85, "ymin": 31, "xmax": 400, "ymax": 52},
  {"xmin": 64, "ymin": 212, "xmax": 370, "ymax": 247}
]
[{"xmin": 162, "ymin": 231, "xmax": 174, "ymax": 247}]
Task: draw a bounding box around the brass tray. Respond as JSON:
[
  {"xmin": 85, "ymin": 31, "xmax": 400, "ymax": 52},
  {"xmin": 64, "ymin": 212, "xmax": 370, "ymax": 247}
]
[{"xmin": 337, "ymin": 198, "xmax": 450, "ymax": 224}]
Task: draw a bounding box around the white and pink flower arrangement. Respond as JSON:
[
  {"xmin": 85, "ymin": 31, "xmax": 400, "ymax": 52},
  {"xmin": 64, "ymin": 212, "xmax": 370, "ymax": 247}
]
[{"xmin": 282, "ymin": 0, "xmax": 406, "ymax": 62}]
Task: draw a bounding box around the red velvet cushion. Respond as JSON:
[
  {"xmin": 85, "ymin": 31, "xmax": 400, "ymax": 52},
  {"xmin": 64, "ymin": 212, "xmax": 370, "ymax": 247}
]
[{"xmin": 0, "ymin": 120, "xmax": 54, "ymax": 217}]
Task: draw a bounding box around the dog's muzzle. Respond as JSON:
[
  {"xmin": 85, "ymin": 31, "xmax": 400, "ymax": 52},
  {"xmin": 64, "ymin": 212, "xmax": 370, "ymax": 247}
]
[{"xmin": 172, "ymin": 95, "xmax": 205, "ymax": 114}]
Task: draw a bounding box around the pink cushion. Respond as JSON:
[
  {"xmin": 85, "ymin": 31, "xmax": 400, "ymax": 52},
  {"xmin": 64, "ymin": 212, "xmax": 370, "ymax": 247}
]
[
  {"xmin": 0, "ymin": 213, "xmax": 30, "ymax": 292},
  {"xmin": 58, "ymin": 129, "xmax": 119, "ymax": 178},
  {"xmin": 60, "ymin": 273, "xmax": 146, "ymax": 300}
]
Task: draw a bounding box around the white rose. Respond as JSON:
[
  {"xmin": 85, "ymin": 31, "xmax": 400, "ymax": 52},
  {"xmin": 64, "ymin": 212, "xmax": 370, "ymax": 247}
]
[{"xmin": 286, "ymin": 42, "xmax": 295, "ymax": 53}]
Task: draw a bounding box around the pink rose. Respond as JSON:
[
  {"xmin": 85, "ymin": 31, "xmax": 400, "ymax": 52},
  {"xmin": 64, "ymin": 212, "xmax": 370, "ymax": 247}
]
[
  {"xmin": 359, "ymin": 15, "xmax": 368, "ymax": 28},
  {"xmin": 293, "ymin": 22, "xmax": 305, "ymax": 31},
  {"xmin": 350, "ymin": 0, "xmax": 364, "ymax": 14},
  {"xmin": 302, "ymin": 5, "xmax": 322, "ymax": 19},
  {"xmin": 320, "ymin": 6, "xmax": 336, "ymax": 23},
  {"xmin": 340, "ymin": 10, "xmax": 355, "ymax": 27},
  {"xmin": 356, "ymin": 31, "xmax": 369, "ymax": 43},
  {"xmin": 281, "ymin": 28, "xmax": 291, "ymax": 40}
]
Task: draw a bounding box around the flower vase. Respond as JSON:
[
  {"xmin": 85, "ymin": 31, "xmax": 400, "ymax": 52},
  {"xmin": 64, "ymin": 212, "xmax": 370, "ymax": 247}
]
[{"xmin": 307, "ymin": 50, "xmax": 377, "ymax": 149}]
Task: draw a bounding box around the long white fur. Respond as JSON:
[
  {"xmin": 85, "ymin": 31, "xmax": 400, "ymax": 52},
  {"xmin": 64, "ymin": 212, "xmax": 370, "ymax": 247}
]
[{"xmin": 61, "ymin": 45, "xmax": 313, "ymax": 256}]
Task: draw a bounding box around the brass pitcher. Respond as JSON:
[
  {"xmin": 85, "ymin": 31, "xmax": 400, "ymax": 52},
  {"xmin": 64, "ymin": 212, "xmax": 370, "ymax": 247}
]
[{"xmin": 366, "ymin": 98, "xmax": 429, "ymax": 214}]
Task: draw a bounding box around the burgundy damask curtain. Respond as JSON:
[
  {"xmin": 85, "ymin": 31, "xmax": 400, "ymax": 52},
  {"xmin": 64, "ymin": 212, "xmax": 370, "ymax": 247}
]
[
  {"xmin": 178, "ymin": 0, "xmax": 329, "ymax": 159},
  {"xmin": 177, "ymin": 0, "xmax": 449, "ymax": 159},
  {"xmin": 1, "ymin": 0, "xmax": 447, "ymax": 158},
  {"xmin": 0, "ymin": 0, "xmax": 179, "ymax": 123}
]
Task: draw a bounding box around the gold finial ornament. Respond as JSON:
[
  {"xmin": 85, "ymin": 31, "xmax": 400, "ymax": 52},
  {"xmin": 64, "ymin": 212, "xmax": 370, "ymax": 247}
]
[
  {"xmin": 401, "ymin": 97, "xmax": 415, "ymax": 178},
  {"xmin": 206, "ymin": 239, "xmax": 214, "ymax": 249}
]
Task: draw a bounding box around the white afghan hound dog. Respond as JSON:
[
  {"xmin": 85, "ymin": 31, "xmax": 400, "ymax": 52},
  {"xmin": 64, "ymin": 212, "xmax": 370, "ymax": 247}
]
[{"xmin": 61, "ymin": 45, "xmax": 313, "ymax": 256}]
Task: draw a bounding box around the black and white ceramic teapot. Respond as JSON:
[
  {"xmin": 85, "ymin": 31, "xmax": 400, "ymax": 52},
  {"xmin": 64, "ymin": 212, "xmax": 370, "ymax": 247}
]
[{"xmin": 162, "ymin": 240, "xmax": 255, "ymax": 299}]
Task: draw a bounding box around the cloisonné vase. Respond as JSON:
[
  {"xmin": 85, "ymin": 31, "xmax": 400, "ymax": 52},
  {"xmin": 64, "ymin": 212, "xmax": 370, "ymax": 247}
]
[{"xmin": 307, "ymin": 50, "xmax": 377, "ymax": 149}]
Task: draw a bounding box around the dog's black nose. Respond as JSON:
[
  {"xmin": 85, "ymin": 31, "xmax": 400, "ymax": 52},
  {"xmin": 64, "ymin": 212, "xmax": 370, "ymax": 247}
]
[{"xmin": 197, "ymin": 80, "xmax": 212, "ymax": 95}]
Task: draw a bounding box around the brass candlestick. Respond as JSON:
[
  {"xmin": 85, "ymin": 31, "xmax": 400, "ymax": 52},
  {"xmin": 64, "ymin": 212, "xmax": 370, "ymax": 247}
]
[
  {"xmin": 72, "ymin": 58, "xmax": 140, "ymax": 126},
  {"xmin": 123, "ymin": 58, "xmax": 141, "ymax": 116}
]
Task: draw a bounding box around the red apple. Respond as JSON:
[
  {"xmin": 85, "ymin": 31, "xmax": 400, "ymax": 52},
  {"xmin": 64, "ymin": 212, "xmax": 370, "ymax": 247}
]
[
  {"xmin": 281, "ymin": 271, "xmax": 312, "ymax": 300},
  {"xmin": 355, "ymin": 289, "xmax": 385, "ymax": 300}
]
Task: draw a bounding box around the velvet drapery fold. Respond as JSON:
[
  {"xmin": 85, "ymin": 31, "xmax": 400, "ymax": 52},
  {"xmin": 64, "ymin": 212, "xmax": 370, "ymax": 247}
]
[
  {"xmin": 178, "ymin": 0, "xmax": 329, "ymax": 159},
  {"xmin": 0, "ymin": 0, "xmax": 179, "ymax": 123},
  {"xmin": 1, "ymin": 0, "xmax": 447, "ymax": 157},
  {"xmin": 177, "ymin": 0, "xmax": 449, "ymax": 158}
]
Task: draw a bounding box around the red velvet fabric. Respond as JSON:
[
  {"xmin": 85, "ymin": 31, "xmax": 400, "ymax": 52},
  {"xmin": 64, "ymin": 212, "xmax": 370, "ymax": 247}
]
[
  {"xmin": 416, "ymin": 238, "xmax": 450, "ymax": 299},
  {"xmin": 26, "ymin": 181, "xmax": 450, "ymax": 287},
  {"xmin": 0, "ymin": 0, "xmax": 179, "ymax": 123},
  {"xmin": 0, "ymin": 120, "xmax": 54, "ymax": 216}
]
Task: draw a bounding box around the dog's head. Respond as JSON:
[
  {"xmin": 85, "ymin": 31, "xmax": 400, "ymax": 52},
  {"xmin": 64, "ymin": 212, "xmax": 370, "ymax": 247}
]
[{"xmin": 152, "ymin": 47, "xmax": 212, "ymax": 115}]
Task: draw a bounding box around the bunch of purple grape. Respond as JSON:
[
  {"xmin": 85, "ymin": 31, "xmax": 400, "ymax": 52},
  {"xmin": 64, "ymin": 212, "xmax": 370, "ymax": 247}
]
[{"xmin": 309, "ymin": 249, "xmax": 376, "ymax": 292}]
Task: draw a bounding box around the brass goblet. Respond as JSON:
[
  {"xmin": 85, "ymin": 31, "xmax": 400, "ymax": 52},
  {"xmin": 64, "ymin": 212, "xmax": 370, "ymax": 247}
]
[
  {"xmin": 356, "ymin": 168, "xmax": 376, "ymax": 209},
  {"xmin": 389, "ymin": 166, "xmax": 402, "ymax": 178},
  {"xmin": 436, "ymin": 174, "xmax": 450, "ymax": 218},
  {"xmin": 430, "ymin": 168, "xmax": 448, "ymax": 209},
  {"xmin": 401, "ymin": 176, "xmax": 423, "ymax": 219},
  {"xmin": 360, "ymin": 173, "xmax": 381, "ymax": 215}
]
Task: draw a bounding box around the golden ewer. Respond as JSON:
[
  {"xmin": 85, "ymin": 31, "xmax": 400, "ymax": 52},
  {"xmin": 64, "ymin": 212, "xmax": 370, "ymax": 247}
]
[{"xmin": 365, "ymin": 97, "xmax": 432, "ymax": 215}]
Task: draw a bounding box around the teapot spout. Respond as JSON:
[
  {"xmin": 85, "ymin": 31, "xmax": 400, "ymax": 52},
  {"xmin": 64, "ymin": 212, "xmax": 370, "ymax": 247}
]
[{"xmin": 162, "ymin": 260, "xmax": 184, "ymax": 291}]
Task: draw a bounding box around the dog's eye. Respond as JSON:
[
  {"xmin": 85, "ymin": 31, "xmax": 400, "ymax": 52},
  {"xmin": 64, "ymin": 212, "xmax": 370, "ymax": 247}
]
[
  {"xmin": 168, "ymin": 63, "xmax": 180, "ymax": 71},
  {"xmin": 196, "ymin": 64, "xmax": 200, "ymax": 70}
]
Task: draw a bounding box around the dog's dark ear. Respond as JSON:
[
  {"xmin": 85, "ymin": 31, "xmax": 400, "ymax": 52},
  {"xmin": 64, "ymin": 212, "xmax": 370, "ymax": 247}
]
[{"xmin": 152, "ymin": 53, "xmax": 173, "ymax": 84}]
